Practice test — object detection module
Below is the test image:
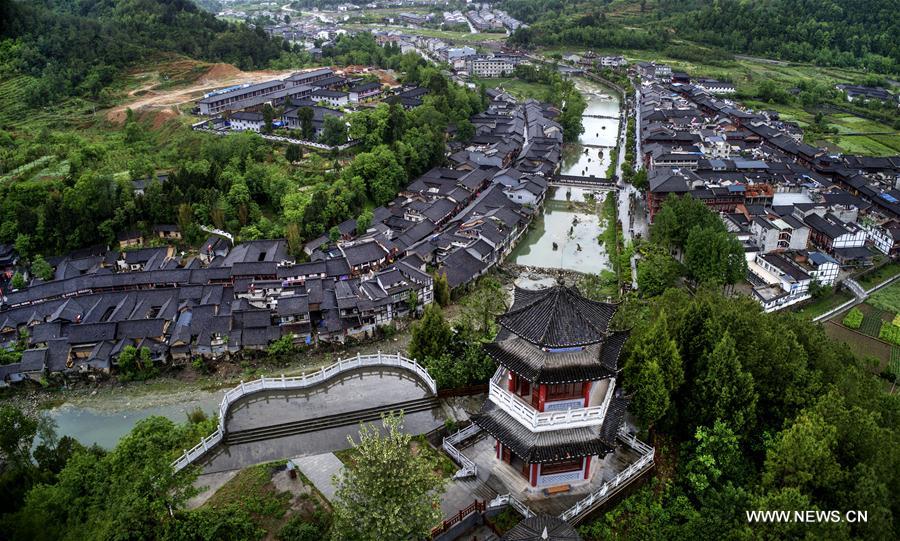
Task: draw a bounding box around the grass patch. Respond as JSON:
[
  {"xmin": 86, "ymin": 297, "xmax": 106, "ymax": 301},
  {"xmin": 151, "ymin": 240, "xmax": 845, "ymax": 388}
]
[
  {"xmin": 469, "ymin": 76, "xmax": 553, "ymax": 101},
  {"xmin": 794, "ymin": 289, "xmax": 853, "ymax": 320},
  {"xmin": 856, "ymin": 262, "xmax": 900, "ymax": 290},
  {"xmin": 867, "ymin": 282, "xmax": 900, "ymax": 313},
  {"xmin": 204, "ymin": 462, "xmax": 292, "ymax": 529}
]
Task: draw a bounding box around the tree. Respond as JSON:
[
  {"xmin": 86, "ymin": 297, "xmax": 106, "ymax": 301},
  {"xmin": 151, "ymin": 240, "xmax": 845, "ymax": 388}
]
[
  {"xmin": 298, "ymin": 107, "xmax": 315, "ymax": 140},
  {"xmin": 407, "ymin": 289, "xmax": 419, "ymax": 315},
  {"xmin": 691, "ymin": 332, "xmax": 757, "ymax": 435},
  {"xmin": 31, "ymin": 255, "xmax": 53, "ymax": 281},
  {"xmin": 408, "ymin": 303, "xmax": 453, "ymax": 362},
  {"xmin": 636, "ymin": 245, "xmax": 680, "ymax": 297},
  {"xmin": 433, "ymin": 272, "xmax": 451, "ymax": 307},
  {"xmin": 10, "ymin": 416, "xmax": 200, "ymax": 540},
  {"xmin": 285, "ymin": 144, "xmax": 302, "ymax": 163},
  {"xmin": 629, "ymin": 359, "xmax": 669, "ymax": 429},
  {"xmin": 262, "ymin": 104, "xmax": 276, "ymax": 133},
  {"xmin": 461, "ymin": 276, "xmax": 507, "ymax": 335},
  {"xmin": 762, "ymin": 410, "xmax": 842, "ymax": 494},
  {"xmin": 331, "ymin": 413, "xmax": 444, "ymax": 540},
  {"xmin": 651, "ymin": 194, "xmax": 722, "ymax": 249},
  {"xmin": 683, "ymin": 227, "xmax": 747, "ymax": 287},
  {"xmin": 454, "ymin": 118, "xmax": 475, "ymax": 142},
  {"xmin": 320, "ymin": 115, "xmax": 348, "ymax": 146},
  {"xmin": 683, "ymin": 421, "xmax": 745, "ymax": 497},
  {"xmin": 355, "ymin": 209, "xmax": 373, "ymax": 235},
  {"xmin": 117, "ymin": 345, "xmax": 155, "ymax": 381},
  {"xmin": 624, "ymin": 310, "xmax": 682, "ymax": 429},
  {"xmin": 11, "ymin": 271, "xmax": 25, "ymax": 290}
]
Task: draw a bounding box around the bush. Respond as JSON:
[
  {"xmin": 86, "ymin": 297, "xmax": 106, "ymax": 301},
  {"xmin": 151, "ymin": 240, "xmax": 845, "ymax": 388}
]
[
  {"xmin": 878, "ymin": 322, "xmax": 900, "ymax": 345},
  {"xmin": 277, "ymin": 517, "xmax": 320, "ymax": 541},
  {"xmin": 842, "ymin": 307, "xmax": 864, "ymax": 329}
]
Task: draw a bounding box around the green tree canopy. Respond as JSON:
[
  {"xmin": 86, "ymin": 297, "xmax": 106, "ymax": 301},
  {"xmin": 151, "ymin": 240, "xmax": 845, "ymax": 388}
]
[{"xmin": 331, "ymin": 413, "xmax": 444, "ymax": 540}]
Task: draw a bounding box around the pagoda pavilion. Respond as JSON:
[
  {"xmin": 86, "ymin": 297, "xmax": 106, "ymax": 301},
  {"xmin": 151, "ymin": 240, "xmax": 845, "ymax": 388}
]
[{"xmin": 473, "ymin": 285, "xmax": 630, "ymax": 489}]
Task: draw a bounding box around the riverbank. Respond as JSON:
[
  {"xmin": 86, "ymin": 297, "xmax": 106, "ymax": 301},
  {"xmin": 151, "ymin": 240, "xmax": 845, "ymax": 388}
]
[{"xmin": 1, "ymin": 328, "xmax": 414, "ymax": 416}]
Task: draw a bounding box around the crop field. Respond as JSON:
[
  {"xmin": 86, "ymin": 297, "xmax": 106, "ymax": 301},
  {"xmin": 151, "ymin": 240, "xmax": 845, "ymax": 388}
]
[
  {"xmin": 868, "ymin": 282, "xmax": 900, "ymax": 314},
  {"xmin": 825, "ymin": 320, "xmax": 892, "ymax": 368},
  {"xmin": 858, "ymin": 306, "xmax": 887, "ymax": 337}
]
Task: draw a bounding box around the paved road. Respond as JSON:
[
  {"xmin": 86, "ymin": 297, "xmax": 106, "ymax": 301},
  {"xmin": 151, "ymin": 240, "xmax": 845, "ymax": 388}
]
[{"xmin": 292, "ymin": 453, "xmax": 344, "ymax": 501}]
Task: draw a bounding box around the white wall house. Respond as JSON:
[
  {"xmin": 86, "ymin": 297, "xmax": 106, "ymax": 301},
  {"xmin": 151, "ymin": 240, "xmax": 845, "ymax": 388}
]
[
  {"xmin": 229, "ymin": 111, "xmax": 264, "ymax": 132},
  {"xmin": 468, "ymin": 57, "xmax": 515, "ymax": 78},
  {"xmin": 748, "ymin": 252, "xmax": 812, "ymax": 312},
  {"xmin": 804, "ymin": 252, "xmax": 840, "ymax": 286},
  {"xmin": 311, "ymin": 90, "xmax": 349, "ymax": 108}
]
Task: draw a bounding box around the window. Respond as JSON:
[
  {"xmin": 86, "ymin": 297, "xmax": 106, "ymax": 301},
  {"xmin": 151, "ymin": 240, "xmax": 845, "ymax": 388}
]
[
  {"xmin": 547, "ymin": 382, "xmax": 582, "ymax": 400},
  {"xmin": 541, "ymin": 457, "xmax": 583, "ymax": 475}
]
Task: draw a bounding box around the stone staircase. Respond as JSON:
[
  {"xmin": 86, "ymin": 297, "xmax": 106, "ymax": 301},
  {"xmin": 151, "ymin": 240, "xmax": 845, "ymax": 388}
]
[{"xmin": 223, "ymin": 396, "xmax": 440, "ymax": 445}]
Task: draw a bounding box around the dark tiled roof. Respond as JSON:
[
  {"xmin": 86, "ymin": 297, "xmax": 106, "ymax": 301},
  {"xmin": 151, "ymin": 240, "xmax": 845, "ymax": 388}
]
[
  {"xmin": 499, "ymin": 286, "xmax": 618, "ymax": 347},
  {"xmin": 502, "ymin": 514, "xmax": 582, "ymax": 541},
  {"xmin": 473, "ymin": 402, "xmax": 614, "ymax": 463},
  {"xmin": 484, "ymin": 330, "xmax": 628, "ymax": 384}
]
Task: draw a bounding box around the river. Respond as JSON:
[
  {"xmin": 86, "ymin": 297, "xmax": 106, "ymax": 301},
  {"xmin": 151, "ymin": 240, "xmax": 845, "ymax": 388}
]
[
  {"xmin": 559, "ymin": 78, "xmax": 621, "ymax": 179},
  {"xmin": 512, "ymin": 78, "xmax": 621, "ymax": 274},
  {"xmin": 46, "ymin": 389, "xmax": 224, "ymax": 449}
]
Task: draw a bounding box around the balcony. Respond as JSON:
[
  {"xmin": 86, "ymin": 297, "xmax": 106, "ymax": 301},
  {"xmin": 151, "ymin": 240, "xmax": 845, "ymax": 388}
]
[{"xmin": 488, "ymin": 369, "xmax": 614, "ymax": 432}]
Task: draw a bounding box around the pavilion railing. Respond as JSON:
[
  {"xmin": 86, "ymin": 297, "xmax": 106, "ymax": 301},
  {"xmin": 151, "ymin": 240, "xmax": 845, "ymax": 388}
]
[
  {"xmin": 488, "ymin": 368, "xmax": 614, "ymax": 431},
  {"xmin": 488, "ymin": 493, "xmax": 535, "ymax": 519},
  {"xmin": 172, "ymin": 352, "xmax": 436, "ymax": 472},
  {"xmin": 442, "ymin": 423, "xmax": 480, "ymax": 479},
  {"xmin": 558, "ymin": 428, "xmax": 655, "ymax": 523}
]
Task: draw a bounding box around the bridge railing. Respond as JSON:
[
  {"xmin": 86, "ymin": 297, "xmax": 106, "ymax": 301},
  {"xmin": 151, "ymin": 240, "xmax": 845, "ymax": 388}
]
[{"xmin": 172, "ymin": 352, "xmax": 436, "ymax": 472}]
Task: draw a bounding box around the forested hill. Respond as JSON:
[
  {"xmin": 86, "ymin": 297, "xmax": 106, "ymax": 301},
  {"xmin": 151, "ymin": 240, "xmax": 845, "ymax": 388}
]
[
  {"xmin": 504, "ymin": 0, "xmax": 898, "ymax": 73},
  {"xmin": 0, "ymin": 0, "xmax": 289, "ymax": 103}
]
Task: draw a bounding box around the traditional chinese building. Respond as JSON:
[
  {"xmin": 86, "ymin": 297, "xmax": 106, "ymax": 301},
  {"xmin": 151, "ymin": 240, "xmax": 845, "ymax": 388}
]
[{"xmin": 473, "ymin": 286, "xmax": 629, "ymax": 489}]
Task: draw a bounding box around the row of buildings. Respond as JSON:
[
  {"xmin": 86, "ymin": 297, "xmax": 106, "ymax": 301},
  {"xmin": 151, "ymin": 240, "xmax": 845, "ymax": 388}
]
[
  {"xmin": 0, "ymin": 91, "xmax": 562, "ymax": 386},
  {"xmin": 463, "ymin": 4, "xmax": 526, "ymax": 32},
  {"xmin": 637, "ymin": 65, "xmax": 899, "ymax": 312},
  {"xmin": 304, "ymin": 90, "xmax": 563, "ymax": 290},
  {"xmin": 373, "ymin": 30, "xmax": 526, "ymax": 78}
]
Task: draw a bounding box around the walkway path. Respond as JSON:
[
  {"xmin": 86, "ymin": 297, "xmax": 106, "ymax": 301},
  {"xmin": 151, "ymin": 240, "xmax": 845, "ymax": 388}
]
[{"xmin": 292, "ymin": 453, "xmax": 344, "ymax": 501}]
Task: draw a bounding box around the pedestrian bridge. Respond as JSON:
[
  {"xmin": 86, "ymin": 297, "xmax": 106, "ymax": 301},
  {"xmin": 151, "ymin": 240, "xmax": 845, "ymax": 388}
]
[
  {"xmin": 172, "ymin": 353, "xmax": 440, "ymax": 473},
  {"xmin": 551, "ymin": 174, "xmax": 618, "ymax": 188}
]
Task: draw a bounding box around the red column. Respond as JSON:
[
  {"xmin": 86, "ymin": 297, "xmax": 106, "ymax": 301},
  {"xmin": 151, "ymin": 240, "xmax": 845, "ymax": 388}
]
[
  {"xmin": 508, "ymin": 371, "xmax": 516, "ymax": 392},
  {"xmin": 495, "ymin": 440, "xmax": 501, "ymax": 459},
  {"xmin": 584, "ymin": 456, "xmax": 592, "ymax": 479},
  {"xmin": 538, "ymin": 385, "xmax": 547, "ymax": 412},
  {"xmin": 530, "ymin": 463, "xmax": 538, "ymax": 487},
  {"xmin": 582, "ymin": 381, "xmax": 592, "ymax": 407}
]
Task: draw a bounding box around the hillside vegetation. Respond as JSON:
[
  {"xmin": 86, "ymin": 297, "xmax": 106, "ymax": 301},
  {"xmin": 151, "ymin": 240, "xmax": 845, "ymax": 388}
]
[
  {"xmin": 0, "ymin": 0, "xmax": 301, "ymax": 107},
  {"xmin": 505, "ymin": 0, "xmax": 899, "ymax": 73}
]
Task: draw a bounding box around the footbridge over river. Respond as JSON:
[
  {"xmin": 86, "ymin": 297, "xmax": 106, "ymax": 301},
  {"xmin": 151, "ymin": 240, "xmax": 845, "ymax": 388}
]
[
  {"xmin": 551, "ymin": 174, "xmax": 618, "ymax": 188},
  {"xmin": 172, "ymin": 353, "xmax": 445, "ymax": 474}
]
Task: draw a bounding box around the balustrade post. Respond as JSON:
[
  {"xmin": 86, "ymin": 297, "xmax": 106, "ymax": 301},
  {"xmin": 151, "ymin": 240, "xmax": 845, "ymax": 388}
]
[
  {"xmin": 377, "ymin": 350, "xmax": 381, "ymax": 363},
  {"xmin": 240, "ymin": 380, "xmax": 245, "ymax": 393},
  {"xmin": 282, "ymin": 374, "xmax": 286, "ymax": 388}
]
